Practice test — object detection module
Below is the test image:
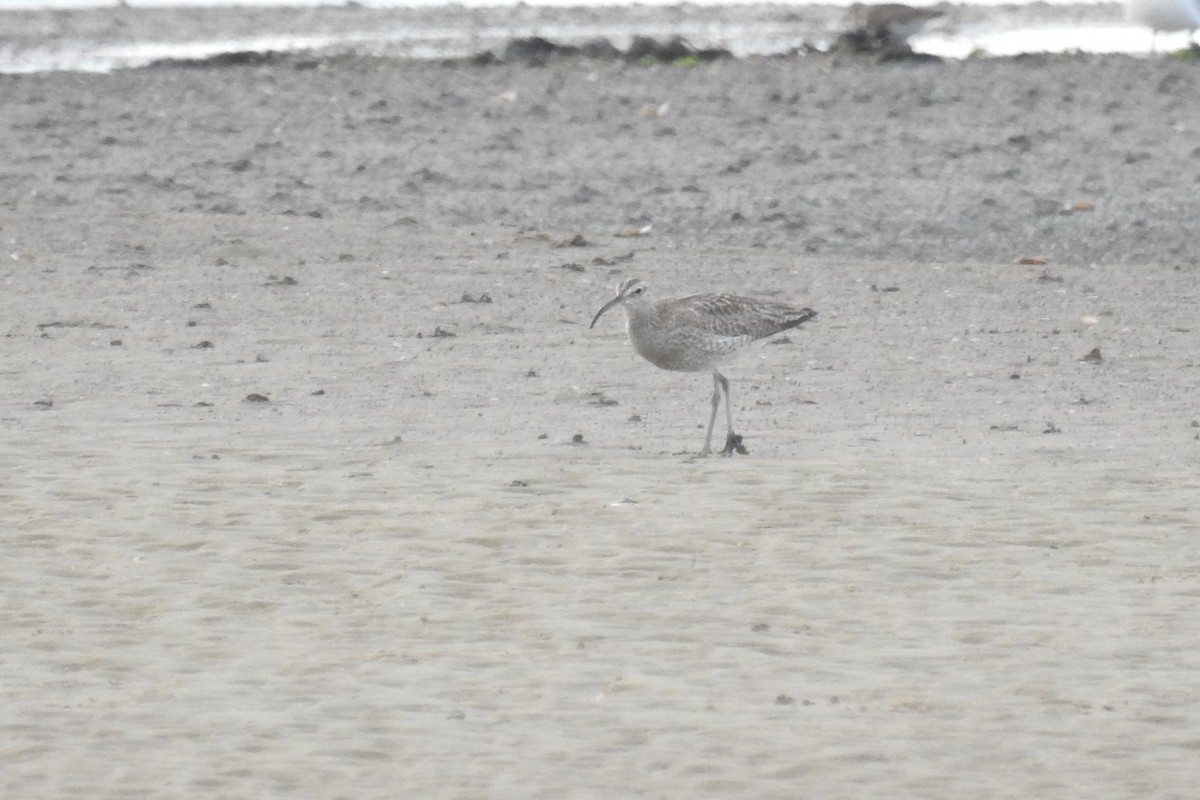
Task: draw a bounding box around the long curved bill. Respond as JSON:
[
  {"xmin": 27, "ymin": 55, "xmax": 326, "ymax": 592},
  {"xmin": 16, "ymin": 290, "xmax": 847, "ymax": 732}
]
[{"xmin": 590, "ymin": 295, "xmax": 624, "ymax": 329}]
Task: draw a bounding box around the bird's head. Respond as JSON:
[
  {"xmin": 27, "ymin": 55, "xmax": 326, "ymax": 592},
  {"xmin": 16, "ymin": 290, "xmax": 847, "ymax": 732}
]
[{"xmin": 590, "ymin": 278, "xmax": 650, "ymax": 329}]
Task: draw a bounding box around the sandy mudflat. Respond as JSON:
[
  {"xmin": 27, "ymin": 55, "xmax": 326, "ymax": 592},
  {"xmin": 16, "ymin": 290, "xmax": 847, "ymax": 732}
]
[{"xmin": 2, "ymin": 12, "xmax": 1200, "ymax": 798}]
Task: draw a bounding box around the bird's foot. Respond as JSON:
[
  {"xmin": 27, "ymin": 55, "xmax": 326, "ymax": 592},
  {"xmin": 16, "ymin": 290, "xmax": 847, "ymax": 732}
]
[{"xmin": 720, "ymin": 433, "xmax": 748, "ymax": 456}]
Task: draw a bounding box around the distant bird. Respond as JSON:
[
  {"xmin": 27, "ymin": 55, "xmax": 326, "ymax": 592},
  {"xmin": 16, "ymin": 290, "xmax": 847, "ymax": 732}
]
[
  {"xmin": 1125, "ymin": 0, "xmax": 1200, "ymax": 50},
  {"xmin": 590, "ymin": 278, "xmax": 817, "ymax": 456},
  {"xmin": 846, "ymin": 2, "xmax": 945, "ymax": 48}
]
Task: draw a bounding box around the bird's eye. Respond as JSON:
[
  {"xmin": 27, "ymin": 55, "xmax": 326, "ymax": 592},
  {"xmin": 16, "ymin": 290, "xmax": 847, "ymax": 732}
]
[{"xmin": 631, "ymin": 286, "xmax": 644, "ymax": 295}]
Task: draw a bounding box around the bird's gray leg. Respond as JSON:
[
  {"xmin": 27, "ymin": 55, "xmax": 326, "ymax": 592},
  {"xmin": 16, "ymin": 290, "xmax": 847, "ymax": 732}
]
[
  {"xmin": 701, "ymin": 373, "xmax": 721, "ymax": 456},
  {"xmin": 716, "ymin": 372, "xmax": 748, "ymax": 456}
]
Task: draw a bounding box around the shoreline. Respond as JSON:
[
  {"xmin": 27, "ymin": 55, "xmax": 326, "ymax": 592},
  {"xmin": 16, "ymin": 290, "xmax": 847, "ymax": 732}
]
[{"xmin": 0, "ymin": 2, "xmax": 1142, "ymax": 72}]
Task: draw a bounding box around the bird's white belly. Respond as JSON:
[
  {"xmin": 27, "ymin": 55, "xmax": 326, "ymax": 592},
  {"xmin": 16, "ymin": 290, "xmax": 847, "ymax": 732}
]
[{"xmin": 629, "ymin": 320, "xmax": 752, "ymax": 372}]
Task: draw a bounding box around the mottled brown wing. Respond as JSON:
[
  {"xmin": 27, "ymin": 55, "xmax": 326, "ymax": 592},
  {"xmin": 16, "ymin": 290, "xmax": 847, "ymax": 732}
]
[{"xmin": 663, "ymin": 294, "xmax": 816, "ymax": 341}]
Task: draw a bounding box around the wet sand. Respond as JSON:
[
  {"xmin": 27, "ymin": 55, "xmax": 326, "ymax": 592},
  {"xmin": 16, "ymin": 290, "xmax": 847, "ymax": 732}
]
[{"xmin": 2, "ymin": 14, "xmax": 1200, "ymax": 799}]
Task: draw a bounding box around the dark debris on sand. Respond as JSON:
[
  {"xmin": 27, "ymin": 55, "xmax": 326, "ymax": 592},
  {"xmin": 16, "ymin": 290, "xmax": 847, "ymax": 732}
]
[
  {"xmin": 145, "ymin": 49, "xmax": 325, "ymax": 70},
  {"xmin": 138, "ymin": 29, "xmax": 943, "ymax": 72},
  {"xmin": 472, "ymin": 35, "xmax": 732, "ymax": 67},
  {"xmin": 142, "ymin": 35, "xmax": 734, "ymax": 70}
]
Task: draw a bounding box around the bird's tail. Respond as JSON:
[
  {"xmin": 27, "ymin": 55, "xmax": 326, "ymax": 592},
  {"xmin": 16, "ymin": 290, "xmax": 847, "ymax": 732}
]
[{"xmin": 783, "ymin": 308, "xmax": 818, "ymax": 330}]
